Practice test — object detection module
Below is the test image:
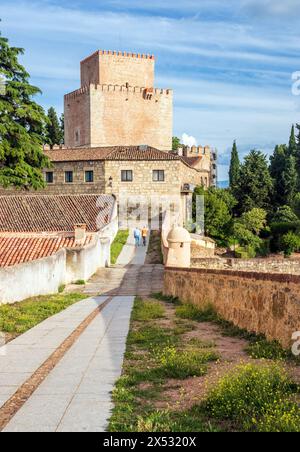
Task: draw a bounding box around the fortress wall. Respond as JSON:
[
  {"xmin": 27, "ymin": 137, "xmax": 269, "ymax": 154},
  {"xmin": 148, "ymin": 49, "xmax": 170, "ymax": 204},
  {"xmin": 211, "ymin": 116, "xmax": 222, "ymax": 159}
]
[
  {"xmin": 64, "ymin": 87, "xmax": 90, "ymax": 147},
  {"xmin": 164, "ymin": 267, "xmax": 300, "ymax": 349},
  {"xmin": 89, "ymin": 85, "xmax": 173, "ymax": 151}
]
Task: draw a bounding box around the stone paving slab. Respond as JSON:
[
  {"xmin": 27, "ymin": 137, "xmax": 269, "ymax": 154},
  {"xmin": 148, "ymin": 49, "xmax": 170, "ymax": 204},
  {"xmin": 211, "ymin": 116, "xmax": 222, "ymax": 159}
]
[
  {"xmin": 3, "ymin": 296, "xmax": 134, "ymax": 433},
  {"xmin": 0, "ymin": 296, "xmax": 109, "ymax": 411}
]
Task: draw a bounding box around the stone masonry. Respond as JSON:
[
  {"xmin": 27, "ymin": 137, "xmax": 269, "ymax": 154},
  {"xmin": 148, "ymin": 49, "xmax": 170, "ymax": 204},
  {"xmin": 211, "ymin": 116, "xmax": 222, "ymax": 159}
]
[
  {"xmin": 164, "ymin": 267, "xmax": 300, "ymax": 349},
  {"xmin": 65, "ymin": 50, "xmax": 173, "ymax": 150}
]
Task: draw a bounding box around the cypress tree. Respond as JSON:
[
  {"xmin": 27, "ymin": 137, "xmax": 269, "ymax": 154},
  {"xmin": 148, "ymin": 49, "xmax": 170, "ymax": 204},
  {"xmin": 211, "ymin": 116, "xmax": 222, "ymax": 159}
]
[
  {"xmin": 229, "ymin": 140, "xmax": 240, "ymax": 194},
  {"xmin": 46, "ymin": 107, "xmax": 62, "ymax": 148},
  {"xmin": 288, "ymin": 125, "xmax": 297, "ymax": 156},
  {"xmin": 0, "ymin": 30, "xmax": 49, "ymax": 189}
]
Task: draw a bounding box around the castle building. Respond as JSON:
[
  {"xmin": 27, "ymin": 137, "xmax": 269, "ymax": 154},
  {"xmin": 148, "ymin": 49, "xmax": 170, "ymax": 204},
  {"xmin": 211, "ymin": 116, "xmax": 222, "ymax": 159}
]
[
  {"xmin": 0, "ymin": 50, "xmax": 217, "ymax": 223},
  {"xmin": 64, "ymin": 50, "xmax": 173, "ymax": 151}
]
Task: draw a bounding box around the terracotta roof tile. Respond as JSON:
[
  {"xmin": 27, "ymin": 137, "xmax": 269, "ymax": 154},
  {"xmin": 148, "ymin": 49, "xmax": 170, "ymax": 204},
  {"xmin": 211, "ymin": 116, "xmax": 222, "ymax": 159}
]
[
  {"xmin": 181, "ymin": 156, "xmax": 203, "ymax": 167},
  {"xmin": 45, "ymin": 146, "xmax": 179, "ymax": 162},
  {"xmin": 0, "ymin": 233, "xmax": 94, "ymax": 268},
  {"xmin": 0, "ymin": 194, "xmax": 115, "ymax": 233}
]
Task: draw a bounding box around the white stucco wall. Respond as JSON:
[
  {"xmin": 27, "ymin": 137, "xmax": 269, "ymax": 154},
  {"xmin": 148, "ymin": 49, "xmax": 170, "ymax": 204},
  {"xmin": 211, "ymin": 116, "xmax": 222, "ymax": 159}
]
[{"xmin": 0, "ymin": 249, "xmax": 66, "ymax": 304}]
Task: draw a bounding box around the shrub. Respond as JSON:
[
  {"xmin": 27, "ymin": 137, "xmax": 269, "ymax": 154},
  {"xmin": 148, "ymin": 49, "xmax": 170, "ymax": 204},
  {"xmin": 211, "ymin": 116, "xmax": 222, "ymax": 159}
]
[
  {"xmin": 204, "ymin": 363, "xmax": 292, "ymax": 426},
  {"xmin": 155, "ymin": 346, "xmax": 218, "ymax": 379},
  {"xmin": 234, "ymin": 245, "xmax": 256, "ymax": 259},
  {"xmin": 272, "ymin": 206, "xmax": 299, "ymax": 224},
  {"xmin": 280, "ymin": 232, "xmax": 300, "ymax": 257}
]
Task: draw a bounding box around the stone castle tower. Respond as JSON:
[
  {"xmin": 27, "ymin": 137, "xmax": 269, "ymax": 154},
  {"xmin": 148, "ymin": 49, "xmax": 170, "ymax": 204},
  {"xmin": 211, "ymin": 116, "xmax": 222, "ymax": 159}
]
[{"xmin": 64, "ymin": 50, "xmax": 173, "ymax": 151}]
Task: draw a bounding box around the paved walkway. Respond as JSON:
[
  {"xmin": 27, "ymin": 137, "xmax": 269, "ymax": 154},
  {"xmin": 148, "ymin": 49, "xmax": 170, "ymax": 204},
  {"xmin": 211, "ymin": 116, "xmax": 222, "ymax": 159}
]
[{"xmin": 0, "ymin": 230, "xmax": 164, "ymax": 432}]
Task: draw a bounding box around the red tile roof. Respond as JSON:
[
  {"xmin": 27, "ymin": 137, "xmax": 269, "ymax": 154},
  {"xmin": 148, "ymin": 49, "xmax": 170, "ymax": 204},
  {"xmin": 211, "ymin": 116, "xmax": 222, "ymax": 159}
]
[
  {"xmin": 45, "ymin": 146, "xmax": 180, "ymax": 162},
  {"xmin": 0, "ymin": 194, "xmax": 115, "ymax": 233},
  {"xmin": 181, "ymin": 156, "xmax": 203, "ymax": 168},
  {"xmin": 0, "ymin": 233, "xmax": 94, "ymax": 267}
]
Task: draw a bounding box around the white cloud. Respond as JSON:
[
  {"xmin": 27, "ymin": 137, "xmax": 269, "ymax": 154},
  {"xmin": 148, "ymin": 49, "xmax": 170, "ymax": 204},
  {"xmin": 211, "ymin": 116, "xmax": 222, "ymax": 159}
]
[{"xmin": 182, "ymin": 133, "xmax": 198, "ymax": 147}]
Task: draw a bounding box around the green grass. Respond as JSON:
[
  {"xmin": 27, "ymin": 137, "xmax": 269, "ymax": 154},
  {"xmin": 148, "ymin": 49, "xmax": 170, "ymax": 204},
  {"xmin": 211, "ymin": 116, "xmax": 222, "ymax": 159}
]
[
  {"xmin": 176, "ymin": 302, "xmax": 218, "ymax": 322},
  {"xmin": 127, "ymin": 325, "xmax": 178, "ymax": 349},
  {"xmin": 0, "ymin": 292, "xmax": 86, "ymax": 335},
  {"xmin": 172, "ymin": 297, "xmax": 298, "ymax": 363},
  {"xmin": 74, "ymin": 279, "xmax": 85, "ymax": 285},
  {"xmin": 110, "ymin": 229, "xmax": 129, "ymax": 265},
  {"xmin": 154, "ymin": 346, "xmax": 219, "ymax": 379},
  {"xmin": 131, "ymin": 297, "xmax": 165, "ymax": 322}
]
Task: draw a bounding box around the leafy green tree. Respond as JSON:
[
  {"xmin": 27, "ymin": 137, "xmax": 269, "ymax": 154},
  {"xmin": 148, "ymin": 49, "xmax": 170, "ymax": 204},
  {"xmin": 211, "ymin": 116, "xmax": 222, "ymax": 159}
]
[
  {"xmin": 239, "ymin": 208, "xmax": 267, "ymax": 235},
  {"xmin": 0, "ymin": 31, "xmax": 49, "ymax": 189},
  {"xmin": 172, "ymin": 136, "xmax": 181, "ymax": 151},
  {"xmin": 270, "ymin": 145, "xmax": 297, "ymax": 206},
  {"xmin": 237, "ymin": 150, "xmax": 273, "ymax": 213},
  {"xmin": 292, "ymin": 193, "xmax": 300, "ymax": 218},
  {"xmin": 229, "ymin": 140, "xmax": 240, "ymax": 195},
  {"xmin": 193, "ymin": 186, "xmax": 233, "ymax": 242},
  {"xmin": 46, "ymin": 107, "xmax": 62, "ymax": 148},
  {"xmin": 288, "ymin": 125, "xmax": 297, "ymax": 156},
  {"xmin": 272, "ymin": 205, "xmax": 299, "ymax": 223}
]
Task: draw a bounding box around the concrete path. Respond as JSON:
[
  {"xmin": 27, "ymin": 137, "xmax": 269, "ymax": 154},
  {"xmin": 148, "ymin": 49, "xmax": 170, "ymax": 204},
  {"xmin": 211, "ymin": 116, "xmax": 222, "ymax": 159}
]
[
  {"xmin": 3, "ymin": 296, "xmax": 134, "ymax": 432},
  {"xmin": 0, "ymin": 229, "xmax": 164, "ymax": 432}
]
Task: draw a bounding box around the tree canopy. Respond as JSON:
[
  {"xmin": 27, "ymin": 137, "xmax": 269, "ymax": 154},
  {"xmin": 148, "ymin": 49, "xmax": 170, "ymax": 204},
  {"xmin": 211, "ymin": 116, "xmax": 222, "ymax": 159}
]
[
  {"xmin": 0, "ymin": 30, "xmax": 49, "ymax": 189},
  {"xmin": 237, "ymin": 150, "xmax": 273, "ymax": 213}
]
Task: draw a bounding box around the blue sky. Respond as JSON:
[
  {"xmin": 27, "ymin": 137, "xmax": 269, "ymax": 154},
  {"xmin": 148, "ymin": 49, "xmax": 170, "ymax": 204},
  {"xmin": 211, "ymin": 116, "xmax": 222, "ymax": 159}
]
[{"xmin": 1, "ymin": 0, "xmax": 300, "ymax": 180}]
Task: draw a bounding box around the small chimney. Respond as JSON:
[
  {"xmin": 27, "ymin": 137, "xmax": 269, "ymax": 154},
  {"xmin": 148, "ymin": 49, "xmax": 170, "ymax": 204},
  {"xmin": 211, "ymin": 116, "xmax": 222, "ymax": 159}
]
[
  {"xmin": 74, "ymin": 224, "xmax": 87, "ymax": 243},
  {"xmin": 177, "ymin": 147, "xmax": 183, "ymax": 156}
]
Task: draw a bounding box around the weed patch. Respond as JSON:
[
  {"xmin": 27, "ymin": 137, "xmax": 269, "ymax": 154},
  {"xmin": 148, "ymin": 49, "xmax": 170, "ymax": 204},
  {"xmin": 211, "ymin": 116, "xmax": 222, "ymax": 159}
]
[
  {"xmin": 204, "ymin": 363, "xmax": 295, "ymax": 430},
  {"xmin": 132, "ymin": 298, "xmax": 165, "ymax": 322}
]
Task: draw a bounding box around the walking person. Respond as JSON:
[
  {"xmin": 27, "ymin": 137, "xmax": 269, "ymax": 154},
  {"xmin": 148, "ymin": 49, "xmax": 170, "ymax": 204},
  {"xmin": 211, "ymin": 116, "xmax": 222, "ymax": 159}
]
[
  {"xmin": 133, "ymin": 227, "xmax": 141, "ymax": 247},
  {"xmin": 141, "ymin": 225, "xmax": 149, "ymax": 247}
]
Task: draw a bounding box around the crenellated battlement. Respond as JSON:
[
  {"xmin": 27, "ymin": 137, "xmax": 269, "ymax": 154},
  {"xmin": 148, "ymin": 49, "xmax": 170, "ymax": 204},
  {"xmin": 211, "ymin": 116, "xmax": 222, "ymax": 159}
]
[
  {"xmin": 81, "ymin": 50, "xmax": 155, "ymax": 65},
  {"xmin": 65, "ymin": 84, "xmax": 172, "ymax": 101},
  {"xmin": 64, "ymin": 86, "xmax": 90, "ymax": 100}
]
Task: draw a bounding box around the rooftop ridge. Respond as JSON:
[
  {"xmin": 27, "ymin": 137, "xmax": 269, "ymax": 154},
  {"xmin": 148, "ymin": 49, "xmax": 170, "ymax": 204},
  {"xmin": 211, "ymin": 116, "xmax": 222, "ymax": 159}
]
[{"xmin": 81, "ymin": 50, "xmax": 155, "ymax": 64}]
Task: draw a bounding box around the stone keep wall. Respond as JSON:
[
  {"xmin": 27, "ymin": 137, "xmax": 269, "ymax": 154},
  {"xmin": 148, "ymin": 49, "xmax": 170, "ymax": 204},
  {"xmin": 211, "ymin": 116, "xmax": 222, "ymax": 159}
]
[
  {"xmin": 64, "ymin": 88, "xmax": 90, "ymax": 147},
  {"xmin": 80, "ymin": 51, "xmax": 155, "ymax": 88},
  {"xmin": 164, "ymin": 267, "xmax": 300, "ymax": 349},
  {"xmin": 89, "ymin": 85, "xmax": 173, "ymax": 151},
  {"xmin": 42, "ymin": 161, "xmax": 106, "ymax": 195}
]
